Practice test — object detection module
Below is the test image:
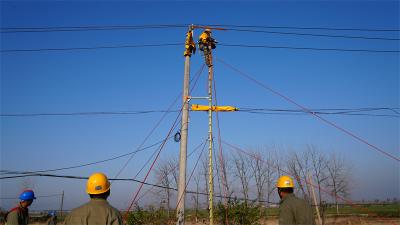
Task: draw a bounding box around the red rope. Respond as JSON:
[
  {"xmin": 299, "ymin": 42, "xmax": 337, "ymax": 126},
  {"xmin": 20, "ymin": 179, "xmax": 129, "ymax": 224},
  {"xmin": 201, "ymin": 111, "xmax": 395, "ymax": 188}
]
[
  {"xmin": 217, "ymin": 58, "xmax": 399, "ymax": 162},
  {"xmin": 123, "ymin": 107, "xmax": 183, "ymax": 220},
  {"xmin": 135, "ymin": 140, "xmax": 206, "ymax": 204},
  {"xmin": 123, "ymin": 64, "xmax": 206, "ymax": 220},
  {"xmin": 173, "ymin": 141, "xmax": 207, "ymax": 217},
  {"xmin": 114, "ymin": 64, "xmax": 206, "ymax": 181}
]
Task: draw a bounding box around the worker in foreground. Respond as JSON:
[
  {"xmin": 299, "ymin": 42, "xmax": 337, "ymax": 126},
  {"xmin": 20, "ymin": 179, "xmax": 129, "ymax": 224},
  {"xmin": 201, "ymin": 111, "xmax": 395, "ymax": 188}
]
[
  {"xmin": 5, "ymin": 190, "xmax": 36, "ymax": 225},
  {"xmin": 64, "ymin": 172, "xmax": 123, "ymax": 225},
  {"xmin": 198, "ymin": 28, "xmax": 217, "ymax": 67},
  {"xmin": 277, "ymin": 175, "xmax": 315, "ymax": 225}
]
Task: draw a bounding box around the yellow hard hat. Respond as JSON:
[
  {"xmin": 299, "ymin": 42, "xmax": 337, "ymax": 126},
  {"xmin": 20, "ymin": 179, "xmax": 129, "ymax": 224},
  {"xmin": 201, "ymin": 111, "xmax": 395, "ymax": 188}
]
[
  {"xmin": 86, "ymin": 172, "xmax": 110, "ymax": 195},
  {"xmin": 276, "ymin": 175, "xmax": 294, "ymax": 188}
]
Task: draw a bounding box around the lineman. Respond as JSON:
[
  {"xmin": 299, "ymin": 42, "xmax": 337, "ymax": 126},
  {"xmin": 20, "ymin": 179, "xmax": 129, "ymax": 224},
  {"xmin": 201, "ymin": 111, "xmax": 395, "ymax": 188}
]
[
  {"xmin": 198, "ymin": 28, "xmax": 217, "ymax": 67},
  {"xmin": 64, "ymin": 172, "xmax": 123, "ymax": 225},
  {"xmin": 6, "ymin": 190, "xmax": 36, "ymax": 225},
  {"xmin": 277, "ymin": 175, "xmax": 315, "ymax": 225}
]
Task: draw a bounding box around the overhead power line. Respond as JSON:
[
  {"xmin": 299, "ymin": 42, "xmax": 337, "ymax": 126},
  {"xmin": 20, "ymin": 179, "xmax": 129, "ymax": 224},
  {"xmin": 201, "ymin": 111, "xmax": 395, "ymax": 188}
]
[
  {"xmin": 219, "ymin": 43, "xmax": 399, "ymax": 53},
  {"xmin": 2, "ymin": 42, "xmax": 397, "ymax": 54},
  {"xmin": 222, "ymin": 28, "xmax": 400, "ymax": 41},
  {"xmin": 0, "ymin": 172, "xmax": 278, "ymax": 204},
  {"xmin": 0, "ymin": 137, "xmax": 172, "ymax": 175},
  {"xmin": 203, "ymin": 24, "xmax": 400, "ymax": 32},
  {"xmin": 217, "ymin": 58, "xmax": 400, "ymax": 162},
  {"xmin": 1, "ymin": 24, "xmax": 187, "ymax": 33},
  {"xmin": 3, "ymin": 23, "xmax": 399, "ymax": 32},
  {"xmin": 2, "ymin": 107, "xmax": 398, "ymax": 118},
  {"xmin": 0, "ymin": 43, "xmax": 182, "ymax": 53},
  {"xmin": 3, "ymin": 23, "xmax": 398, "ymax": 41},
  {"xmin": 0, "ymin": 110, "xmax": 180, "ymax": 117}
]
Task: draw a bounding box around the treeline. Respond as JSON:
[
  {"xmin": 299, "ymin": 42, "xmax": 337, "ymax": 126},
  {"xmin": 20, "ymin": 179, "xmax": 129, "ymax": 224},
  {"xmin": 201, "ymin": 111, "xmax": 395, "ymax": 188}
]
[{"xmin": 152, "ymin": 145, "xmax": 352, "ymax": 221}]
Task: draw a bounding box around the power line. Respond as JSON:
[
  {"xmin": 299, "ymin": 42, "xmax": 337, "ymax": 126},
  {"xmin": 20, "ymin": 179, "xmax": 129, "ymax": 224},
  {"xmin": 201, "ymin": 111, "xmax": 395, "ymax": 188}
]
[
  {"xmin": 0, "ymin": 137, "xmax": 171, "ymax": 175},
  {"xmin": 3, "ymin": 23, "xmax": 399, "ymax": 32},
  {"xmin": 219, "ymin": 43, "xmax": 399, "ymax": 53},
  {"xmin": 223, "ymin": 28, "xmax": 400, "ymax": 41},
  {"xmin": 1, "ymin": 24, "xmax": 187, "ymax": 33},
  {"xmin": 240, "ymin": 111, "xmax": 399, "ymax": 118},
  {"xmin": 0, "ymin": 43, "xmax": 182, "ymax": 53},
  {"xmin": 0, "ymin": 110, "xmax": 180, "ymax": 117},
  {"xmin": 204, "ymin": 24, "xmax": 400, "ymax": 32},
  {"xmin": 0, "ymin": 172, "xmax": 278, "ymax": 204},
  {"xmin": 2, "ymin": 43, "xmax": 396, "ymax": 54},
  {"xmin": 217, "ymin": 58, "xmax": 400, "ymax": 162},
  {"xmin": 3, "ymin": 23, "xmax": 398, "ymax": 41},
  {"xmin": 2, "ymin": 107, "xmax": 398, "ymax": 118}
]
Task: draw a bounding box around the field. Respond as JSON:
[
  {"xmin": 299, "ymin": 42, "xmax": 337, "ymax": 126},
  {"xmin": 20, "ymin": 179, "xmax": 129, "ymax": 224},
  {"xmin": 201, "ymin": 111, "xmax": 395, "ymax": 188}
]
[{"xmin": 1, "ymin": 204, "xmax": 398, "ymax": 225}]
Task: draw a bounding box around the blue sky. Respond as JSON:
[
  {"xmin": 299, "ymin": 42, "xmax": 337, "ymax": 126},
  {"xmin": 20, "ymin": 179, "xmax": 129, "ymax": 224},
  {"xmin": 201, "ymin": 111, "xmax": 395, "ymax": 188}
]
[{"xmin": 1, "ymin": 1, "xmax": 399, "ymax": 210}]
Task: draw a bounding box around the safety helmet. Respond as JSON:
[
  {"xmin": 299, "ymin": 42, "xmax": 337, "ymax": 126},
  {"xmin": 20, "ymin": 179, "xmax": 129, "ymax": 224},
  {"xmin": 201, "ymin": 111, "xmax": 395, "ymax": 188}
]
[
  {"xmin": 86, "ymin": 172, "xmax": 110, "ymax": 195},
  {"xmin": 19, "ymin": 190, "xmax": 36, "ymax": 201},
  {"xmin": 204, "ymin": 28, "xmax": 211, "ymax": 33},
  {"xmin": 276, "ymin": 175, "xmax": 294, "ymax": 188}
]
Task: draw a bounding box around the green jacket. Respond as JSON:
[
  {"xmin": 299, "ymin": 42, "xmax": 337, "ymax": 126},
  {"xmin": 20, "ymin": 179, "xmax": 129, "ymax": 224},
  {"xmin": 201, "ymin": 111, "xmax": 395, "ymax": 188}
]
[
  {"xmin": 64, "ymin": 198, "xmax": 123, "ymax": 225},
  {"xmin": 279, "ymin": 193, "xmax": 315, "ymax": 225},
  {"xmin": 6, "ymin": 205, "xmax": 29, "ymax": 225}
]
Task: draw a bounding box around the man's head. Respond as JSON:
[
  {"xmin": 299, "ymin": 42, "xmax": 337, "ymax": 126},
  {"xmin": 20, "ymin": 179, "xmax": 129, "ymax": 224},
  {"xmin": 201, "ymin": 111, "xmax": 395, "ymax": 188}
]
[
  {"xmin": 19, "ymin": 190, "xmax": 36, "ymax": 208},
  {"xmin": 204, "ymin": 28, "xmax": 212, "ymax": 34},
  {"xmin": 86, "ymin": 172, "xmax": 111, "ymax": 199},
  {"xmin": 276, "ymin": 175, "xmax": 294, "ymax": 199}
]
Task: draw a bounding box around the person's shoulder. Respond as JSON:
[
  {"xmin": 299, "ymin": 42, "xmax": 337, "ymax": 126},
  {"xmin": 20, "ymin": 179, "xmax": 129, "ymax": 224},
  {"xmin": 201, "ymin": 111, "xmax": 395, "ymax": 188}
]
[
  {"xmin": 69, "ymin": 201, "xmax": 91, "ymax": 214},
  {"xmin": 292, "ymin": 195, "xmax": 310, "ymax": 206},
  {"xmin": 108, "ymin": 204, "xmax": 121, "ymax": 215},
  {"xmin": 7, "ymin": 207, "xmax": 22, "ymax": 216}
]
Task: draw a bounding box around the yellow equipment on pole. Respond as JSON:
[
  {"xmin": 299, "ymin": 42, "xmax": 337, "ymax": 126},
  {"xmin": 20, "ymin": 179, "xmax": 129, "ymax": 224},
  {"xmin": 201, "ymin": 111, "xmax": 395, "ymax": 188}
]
[{"xmin": 191, "ymin": 104, "xmax": 238, "ymax": 112}]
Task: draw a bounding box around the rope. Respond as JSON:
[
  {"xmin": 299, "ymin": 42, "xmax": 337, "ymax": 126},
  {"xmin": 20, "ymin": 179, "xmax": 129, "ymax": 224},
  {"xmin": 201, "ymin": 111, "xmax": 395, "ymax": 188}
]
[{"xmin": 216, "ymin": 58, "xmax": 399, "ymax": 162}]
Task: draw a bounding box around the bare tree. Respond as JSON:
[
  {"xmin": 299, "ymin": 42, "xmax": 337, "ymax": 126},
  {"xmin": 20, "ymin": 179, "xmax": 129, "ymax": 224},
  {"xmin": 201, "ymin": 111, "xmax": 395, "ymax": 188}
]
[
  {"xmin": 155, "ymin": 161, "xmax": 173, "ymax": 216},
  {"xmin": 326, "ymin": 153, "xmax": 351, "ymax": 215},
  {"xmin": 201, "ymin": 154, "xmax": 210, "ymax": 209},
  {"xmin": 233, "ymin": 151, "xmax": 252, "ymax": 205},
  {"xmin": 308, "ymin": 145, "xmax": 329, "ymax": 224},
  {"xmin": 287, "ymin": 151, "xmax": 312, "ymax": 202},
  {"xmin": 263, "ymin": 151, "xmax": 278, "ymax": 207},
  {"xmin": 167, "ymin": 157, "xmax": 179, "ymax": 189},
  {"xmin": 249, "ymin": 150, "xmax": 268, "ymax": 206},
  {"xmin": 216, "ymin": 149, "xmax": 234, "ymax": 202},
  {"xmin": 193, "ymin": 170, "xmax": 202, "ymax": 224},
  {"xmin": 308, "ymin": 146, "xmax": 328, "ymax": 206}
]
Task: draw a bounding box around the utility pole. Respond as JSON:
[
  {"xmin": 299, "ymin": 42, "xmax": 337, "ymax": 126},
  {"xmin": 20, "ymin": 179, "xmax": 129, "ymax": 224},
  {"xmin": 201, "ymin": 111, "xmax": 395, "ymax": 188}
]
[
  {"xmin": 60, "ymin": 190, "xmax": 64, "ymax": 217},
  {"xmin": 190, "ymin": 27, "xmax": 236, "ymax": 225},
  {"xmin": 207, "ymin": 59, "xmax": 214, "ymax": 225},
  {"xmin": 176, "ymin": 25, "xmax": 195, "ymax": 225}
]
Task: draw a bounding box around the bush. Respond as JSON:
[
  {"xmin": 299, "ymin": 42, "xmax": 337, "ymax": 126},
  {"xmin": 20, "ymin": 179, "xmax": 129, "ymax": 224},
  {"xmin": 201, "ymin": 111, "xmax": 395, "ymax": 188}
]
[
  {"xmin": 126, "ymin": 205, "xmax": 172, "ymax": 225},
  {"xmin": 216, "ymin": 199, "xmax": 261, "ymax": 225}
]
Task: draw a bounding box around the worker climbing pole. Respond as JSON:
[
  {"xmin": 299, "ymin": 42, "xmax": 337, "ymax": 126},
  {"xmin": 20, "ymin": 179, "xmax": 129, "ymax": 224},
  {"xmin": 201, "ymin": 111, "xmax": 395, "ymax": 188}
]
[{"xmin": 198, "ymin": 29, "xmax": 217, "ymax": 67}]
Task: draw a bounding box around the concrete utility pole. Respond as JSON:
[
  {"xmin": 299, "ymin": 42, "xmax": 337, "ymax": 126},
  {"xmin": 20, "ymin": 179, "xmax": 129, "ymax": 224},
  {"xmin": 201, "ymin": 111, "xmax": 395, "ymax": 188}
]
[{"xmin": 176, "ymin": 25, "xmax": 195, "ymax": 225}]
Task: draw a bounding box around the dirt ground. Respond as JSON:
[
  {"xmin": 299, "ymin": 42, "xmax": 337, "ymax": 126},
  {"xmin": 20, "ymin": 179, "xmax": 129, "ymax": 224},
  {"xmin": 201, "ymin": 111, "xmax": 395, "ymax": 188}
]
[
  {"xmin": 183, "ymin": 217, "xmax": 399, "ymax": 225},
  {"xmin": 12, "ymin": 216, "xmax": 399, "ymax": 225}
]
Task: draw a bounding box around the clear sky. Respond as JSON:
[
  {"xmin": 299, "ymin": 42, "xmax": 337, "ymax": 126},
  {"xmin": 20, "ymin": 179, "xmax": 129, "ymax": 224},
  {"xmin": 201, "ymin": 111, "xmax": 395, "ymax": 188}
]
[{"xmin": 1, "ymin": 1, "xmax": 399, "ymax": 211}]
